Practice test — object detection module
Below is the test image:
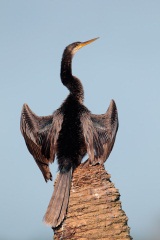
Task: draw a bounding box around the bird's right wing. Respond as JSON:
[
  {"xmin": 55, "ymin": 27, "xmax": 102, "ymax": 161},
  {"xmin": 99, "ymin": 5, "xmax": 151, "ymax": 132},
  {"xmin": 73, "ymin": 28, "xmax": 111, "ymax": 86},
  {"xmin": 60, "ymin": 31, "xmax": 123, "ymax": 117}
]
[{"xmin": 20, "ymin": 104, "xmax": 63, "ymax": 181}]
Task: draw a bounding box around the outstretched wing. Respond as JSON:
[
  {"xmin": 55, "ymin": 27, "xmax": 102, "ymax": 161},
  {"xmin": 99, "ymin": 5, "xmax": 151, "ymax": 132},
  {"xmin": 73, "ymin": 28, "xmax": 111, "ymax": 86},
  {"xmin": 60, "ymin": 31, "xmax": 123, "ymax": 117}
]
[
  {"xmin": 81, "ymin": 99, "xmax": 118, "ymax": 165},
  {"xmin": 20, "ymin": 104, "xmax": 63, "ymax": 182}
]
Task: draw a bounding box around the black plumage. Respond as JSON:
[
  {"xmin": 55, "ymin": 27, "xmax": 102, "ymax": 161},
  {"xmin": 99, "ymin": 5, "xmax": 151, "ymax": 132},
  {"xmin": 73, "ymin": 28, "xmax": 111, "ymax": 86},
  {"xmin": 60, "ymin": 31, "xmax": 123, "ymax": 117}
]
[{"xmin": 20, "ymin": 38, "xmax": 119, "ymax": 228}]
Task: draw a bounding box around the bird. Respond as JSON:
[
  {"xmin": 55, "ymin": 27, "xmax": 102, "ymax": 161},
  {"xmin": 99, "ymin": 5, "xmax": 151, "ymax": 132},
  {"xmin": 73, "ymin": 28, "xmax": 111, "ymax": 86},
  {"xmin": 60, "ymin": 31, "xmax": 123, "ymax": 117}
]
[{"xmin": 20, "ymin": 37, "xmax": 119, "ymax": 228}]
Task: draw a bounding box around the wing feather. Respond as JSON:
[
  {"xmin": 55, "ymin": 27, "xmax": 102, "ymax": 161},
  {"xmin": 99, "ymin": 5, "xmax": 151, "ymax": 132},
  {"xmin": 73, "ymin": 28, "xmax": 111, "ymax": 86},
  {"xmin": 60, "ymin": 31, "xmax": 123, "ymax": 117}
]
[
  {"xmin": 81, "ymin": 99, "xmax": 118, "ymax": 165},
  {"xmin": 20, "ymin": 104, "xmax": 63, "ymax": 181}
]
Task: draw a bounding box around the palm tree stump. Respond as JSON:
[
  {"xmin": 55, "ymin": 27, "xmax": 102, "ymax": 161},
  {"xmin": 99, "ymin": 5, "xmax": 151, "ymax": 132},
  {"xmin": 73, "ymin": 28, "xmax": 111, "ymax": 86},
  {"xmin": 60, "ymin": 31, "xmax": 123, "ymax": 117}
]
[{"xmin": 53, "ymin": 164, "xmax": 132, "ymax": 240}]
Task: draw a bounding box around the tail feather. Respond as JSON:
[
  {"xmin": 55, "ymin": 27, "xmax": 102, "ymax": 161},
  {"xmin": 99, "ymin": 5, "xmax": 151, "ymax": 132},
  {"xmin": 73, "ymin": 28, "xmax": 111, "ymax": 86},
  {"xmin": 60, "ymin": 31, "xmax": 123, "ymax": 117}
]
[
  {"xmin": 57, "ymin": 170, "xmax": 72, "ymax": 224},
  {"xmin": 43, "ymin": 168, "xmax": 72, "ymax": 228}
]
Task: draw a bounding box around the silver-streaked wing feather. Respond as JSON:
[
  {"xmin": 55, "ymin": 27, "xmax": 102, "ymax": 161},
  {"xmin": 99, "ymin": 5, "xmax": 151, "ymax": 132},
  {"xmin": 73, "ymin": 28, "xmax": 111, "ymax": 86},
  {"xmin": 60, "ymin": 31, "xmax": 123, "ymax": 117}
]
[
  {"xmin": 41, "ymin": 109, "xmax": 63, "ymax": 160},
  {"xmin": 81, "ymin": 99, "xmax": 118, "ymax": 164},
  {"xmin": 20, "ymin": 104, "xmax": 63, "ymax": 181},
  {"xmin": 91, "ymin": 99, "xmax": 118, "ymax": 164}
]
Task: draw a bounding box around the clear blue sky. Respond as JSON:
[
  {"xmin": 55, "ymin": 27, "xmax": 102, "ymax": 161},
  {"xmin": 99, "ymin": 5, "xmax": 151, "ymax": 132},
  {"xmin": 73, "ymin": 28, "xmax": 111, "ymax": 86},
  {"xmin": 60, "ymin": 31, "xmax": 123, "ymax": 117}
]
[{"xmin": 0, "ymin": 1, "xmax": 160, "ymax": 239}]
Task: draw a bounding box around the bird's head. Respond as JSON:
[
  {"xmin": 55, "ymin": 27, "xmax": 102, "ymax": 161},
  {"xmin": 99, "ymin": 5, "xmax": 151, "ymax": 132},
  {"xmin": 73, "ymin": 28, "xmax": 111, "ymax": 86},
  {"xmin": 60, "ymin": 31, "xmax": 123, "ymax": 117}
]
[{"xmin": 64, "ymin": 37, "xmax": 99, "ymax": 57}]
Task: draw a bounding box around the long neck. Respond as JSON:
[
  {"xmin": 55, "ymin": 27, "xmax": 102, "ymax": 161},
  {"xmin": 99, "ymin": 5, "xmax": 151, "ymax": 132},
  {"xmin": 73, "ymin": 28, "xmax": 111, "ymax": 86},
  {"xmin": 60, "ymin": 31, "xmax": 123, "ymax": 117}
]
[{"xmin": 60, "ymin": 51, "xmax": 84, "ymax": 103}]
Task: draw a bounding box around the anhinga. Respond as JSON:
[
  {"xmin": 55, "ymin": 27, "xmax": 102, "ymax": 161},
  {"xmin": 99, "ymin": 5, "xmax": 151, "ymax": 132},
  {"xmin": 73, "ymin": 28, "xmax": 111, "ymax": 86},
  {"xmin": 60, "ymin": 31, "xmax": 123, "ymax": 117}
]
[{"xmin": 20, "ymin": 38, "xmax": 118, "ymax": 228}]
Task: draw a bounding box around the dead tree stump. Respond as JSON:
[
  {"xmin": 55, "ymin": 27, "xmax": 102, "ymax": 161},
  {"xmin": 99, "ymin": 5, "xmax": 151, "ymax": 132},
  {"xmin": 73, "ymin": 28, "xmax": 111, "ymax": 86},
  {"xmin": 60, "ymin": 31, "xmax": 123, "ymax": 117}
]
[{"xmin": 54, "ymin": 164, "xmax": 132, "ymax": 240}]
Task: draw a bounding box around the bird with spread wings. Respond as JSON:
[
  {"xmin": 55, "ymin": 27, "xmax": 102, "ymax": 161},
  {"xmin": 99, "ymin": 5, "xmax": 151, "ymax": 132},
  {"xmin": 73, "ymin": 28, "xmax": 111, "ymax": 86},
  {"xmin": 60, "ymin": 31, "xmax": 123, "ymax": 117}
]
[{"xmin": 20, "ymin": 38, "xmax": 118, "ymax": 228}]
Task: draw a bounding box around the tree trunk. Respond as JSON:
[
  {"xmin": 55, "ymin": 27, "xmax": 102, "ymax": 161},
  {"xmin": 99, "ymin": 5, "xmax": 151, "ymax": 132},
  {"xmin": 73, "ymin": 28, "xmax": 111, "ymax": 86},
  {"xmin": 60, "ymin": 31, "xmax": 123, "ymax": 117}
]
[{"xmin": 53, "ymin": 164, "xmax": 132, "ymax": 240}]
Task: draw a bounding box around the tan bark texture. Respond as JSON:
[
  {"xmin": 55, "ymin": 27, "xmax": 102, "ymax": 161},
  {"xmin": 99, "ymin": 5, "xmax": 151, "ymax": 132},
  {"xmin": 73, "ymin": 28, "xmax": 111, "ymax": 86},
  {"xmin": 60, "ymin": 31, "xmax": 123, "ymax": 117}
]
[{"xmin": 54, "ymin": 164, "xmax": 132, "ymax": 240}]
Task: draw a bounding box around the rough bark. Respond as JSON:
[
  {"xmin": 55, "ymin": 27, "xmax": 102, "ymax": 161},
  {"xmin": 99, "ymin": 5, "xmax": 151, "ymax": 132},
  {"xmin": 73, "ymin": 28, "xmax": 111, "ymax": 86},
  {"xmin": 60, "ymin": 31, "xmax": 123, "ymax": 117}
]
[{"xmin": 53, "ymin": 164, "xmax": 132, "ymax": 240}]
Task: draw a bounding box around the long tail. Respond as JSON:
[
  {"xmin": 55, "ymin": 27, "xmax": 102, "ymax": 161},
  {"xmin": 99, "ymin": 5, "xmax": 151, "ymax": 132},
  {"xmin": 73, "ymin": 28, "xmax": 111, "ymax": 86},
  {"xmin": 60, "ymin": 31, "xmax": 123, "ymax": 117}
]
[{"xmin": 43, "ymin": 168, "xmax": 72, "ymax": 228}]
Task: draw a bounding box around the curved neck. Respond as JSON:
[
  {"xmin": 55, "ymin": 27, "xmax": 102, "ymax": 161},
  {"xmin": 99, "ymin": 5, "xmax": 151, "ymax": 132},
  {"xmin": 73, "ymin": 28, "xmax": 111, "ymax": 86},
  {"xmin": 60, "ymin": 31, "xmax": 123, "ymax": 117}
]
[{"xmin": 60, "ymin": 51, "xmax": 84, "ymax": 103}]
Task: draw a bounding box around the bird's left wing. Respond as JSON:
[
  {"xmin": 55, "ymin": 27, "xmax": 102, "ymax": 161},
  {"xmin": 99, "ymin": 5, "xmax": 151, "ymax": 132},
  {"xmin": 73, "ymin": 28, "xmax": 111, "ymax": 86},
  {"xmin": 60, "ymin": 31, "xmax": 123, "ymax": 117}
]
[
  {"xmin": 20, "ymin": 104, "xmax": 63, "ymax": 181},
  {"xmin": 81, "ymin": 100, "xmax": 118, "ymax": 165}
]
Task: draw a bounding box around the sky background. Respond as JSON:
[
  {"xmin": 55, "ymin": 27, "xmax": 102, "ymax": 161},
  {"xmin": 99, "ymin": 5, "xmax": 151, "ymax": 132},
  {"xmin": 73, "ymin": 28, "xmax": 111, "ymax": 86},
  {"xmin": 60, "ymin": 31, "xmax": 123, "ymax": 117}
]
[{"xmin": 0, "ymin": 0, "xmax": 160, "ymax": 239}]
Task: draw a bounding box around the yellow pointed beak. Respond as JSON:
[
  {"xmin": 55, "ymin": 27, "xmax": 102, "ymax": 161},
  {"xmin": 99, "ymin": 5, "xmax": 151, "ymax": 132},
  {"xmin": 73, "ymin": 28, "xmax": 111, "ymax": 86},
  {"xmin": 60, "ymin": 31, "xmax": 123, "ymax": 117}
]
[{"xmin": 76, "ymin": 37, "xmax": 99, "ymax": 51}]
